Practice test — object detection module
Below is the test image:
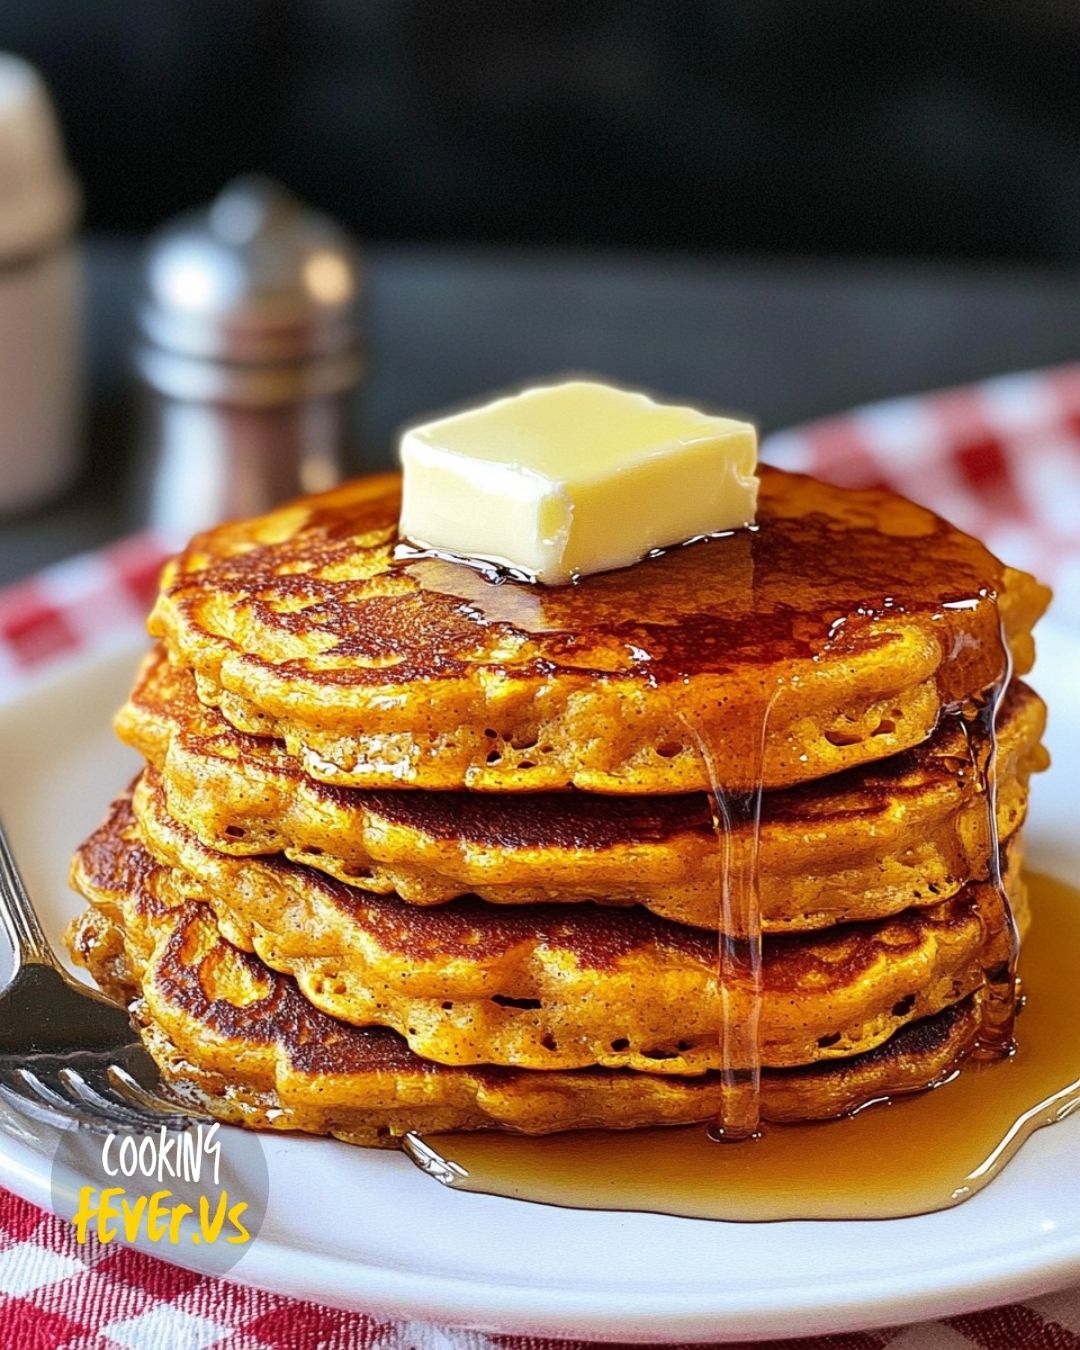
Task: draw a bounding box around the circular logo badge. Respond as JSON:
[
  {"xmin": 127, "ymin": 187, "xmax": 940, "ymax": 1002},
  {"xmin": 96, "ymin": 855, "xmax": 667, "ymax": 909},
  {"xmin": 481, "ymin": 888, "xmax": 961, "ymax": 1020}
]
[{"xmin": 50, "ymin": 1112, "xmax": 269, "ymax": 1277}]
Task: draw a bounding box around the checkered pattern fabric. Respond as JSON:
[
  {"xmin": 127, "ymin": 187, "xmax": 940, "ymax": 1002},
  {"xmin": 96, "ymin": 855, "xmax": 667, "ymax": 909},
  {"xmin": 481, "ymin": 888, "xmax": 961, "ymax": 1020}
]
[
  {"xmin": 763, "ymin": 363, "xmax": 1080, "ymax": 624},
  {"xmin": 1, "ymin": 364, "xmax": 1079, "ymax": 1347},
  {"xmin": 3, "ymin": 1187, "xmax": 1080, "ymax": 1348},
  {"xmin": 0, "ymin": 533, "xmax": 166, "ymax": 698}
]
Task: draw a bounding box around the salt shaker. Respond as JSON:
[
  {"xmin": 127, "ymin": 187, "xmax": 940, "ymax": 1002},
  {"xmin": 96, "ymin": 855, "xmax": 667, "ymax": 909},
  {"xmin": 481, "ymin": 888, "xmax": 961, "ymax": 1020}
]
[
  {"xmin": 133, "ymin": 176, "xmax": 362, "ymax": 543},
  {"xmin": 0, "ymin": 54, "xmax": 82, "ymax": 514}
]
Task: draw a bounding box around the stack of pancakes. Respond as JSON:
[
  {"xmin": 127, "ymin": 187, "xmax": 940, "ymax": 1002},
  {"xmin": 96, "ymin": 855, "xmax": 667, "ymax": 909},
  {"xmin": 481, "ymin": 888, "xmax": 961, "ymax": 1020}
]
[{"xmin": 68, "ymin": 466, "xmax": 1051, "ymax": 1145}]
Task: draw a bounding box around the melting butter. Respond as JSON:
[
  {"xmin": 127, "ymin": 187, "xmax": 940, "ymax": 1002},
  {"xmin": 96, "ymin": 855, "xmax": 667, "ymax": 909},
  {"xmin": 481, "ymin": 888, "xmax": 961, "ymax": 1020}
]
[{"xmin": 398, "ymin": 380, "xmax": 758, "ymax": 585}]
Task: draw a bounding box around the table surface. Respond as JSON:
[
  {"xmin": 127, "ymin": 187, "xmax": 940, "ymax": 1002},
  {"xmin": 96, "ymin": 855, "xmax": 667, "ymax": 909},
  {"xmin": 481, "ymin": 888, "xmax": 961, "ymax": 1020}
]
[{"xmin": 4, "ymin": 236, "xmax": 1080, "ymax": 585}]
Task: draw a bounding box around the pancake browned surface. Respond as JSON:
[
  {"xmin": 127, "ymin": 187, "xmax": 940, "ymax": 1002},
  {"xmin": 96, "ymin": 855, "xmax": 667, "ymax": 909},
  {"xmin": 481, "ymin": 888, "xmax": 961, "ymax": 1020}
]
[
  {"xmin": 120, "ymin": 782, "xmax": 1021, "ymax": 1074},
  {"xmin": 147, "ymin": 467, "xmax": 1049, "ymax": 793},
  {"xmin": 119, "ymin": 648, "xmax": 1047, "ymax": 930},
  {"xmin": 67, "ymin": 804, "xmax": 990, "ymax": 1142},
  {"xmin": 69, "ymin": 455, "xmax": 1052, "ymax": 1149}
]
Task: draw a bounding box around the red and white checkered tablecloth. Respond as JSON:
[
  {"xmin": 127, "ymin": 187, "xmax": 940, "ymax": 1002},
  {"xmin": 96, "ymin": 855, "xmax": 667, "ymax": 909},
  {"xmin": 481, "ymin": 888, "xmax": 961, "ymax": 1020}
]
[{"xmin": 1, "ymin": 364, "xmax": 1079, "ymax": 1348}]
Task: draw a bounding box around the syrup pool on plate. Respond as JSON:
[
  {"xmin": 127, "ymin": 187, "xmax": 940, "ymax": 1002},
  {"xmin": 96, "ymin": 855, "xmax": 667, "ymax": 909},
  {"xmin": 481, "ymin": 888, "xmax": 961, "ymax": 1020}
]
[{"xmin": 410, "ymin": 874, "xmax": 1080, "ymax": 1222}]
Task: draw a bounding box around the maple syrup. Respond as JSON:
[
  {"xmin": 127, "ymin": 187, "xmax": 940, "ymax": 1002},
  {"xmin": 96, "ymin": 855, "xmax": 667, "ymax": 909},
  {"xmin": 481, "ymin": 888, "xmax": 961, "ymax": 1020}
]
[
  {"xmin": 957, "ymin": 623, "xmax": 1018, "ymax": 1058},
  {"xmin": 677, "ymin": 692, "xmax": 780, "ymax": 1141},
  {"xmin": 392, "ymin": 464, "xmax": 1044, "ymax": 1191},
  {"xmin": 410, "ymin": 873, "xmax": 1080, "ymax": 1221}
]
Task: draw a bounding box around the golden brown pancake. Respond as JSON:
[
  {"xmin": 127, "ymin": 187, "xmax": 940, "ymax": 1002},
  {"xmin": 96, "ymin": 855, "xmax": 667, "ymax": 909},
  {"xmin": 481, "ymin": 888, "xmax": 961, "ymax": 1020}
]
[
  {"xmin": 119, "ymin": 648, "xmax": 1047, "ymax": 931},
  {"xmin": 67, "ymin": 821, "xmax": 989, "ymax": 1142},
  {"xmin": 112, "ymin": 783, "xmax": 1023, "ymax": 1074},
  {"xmin": 147, "ymin": 467, "xmax": 1049, "ymax": 793}
]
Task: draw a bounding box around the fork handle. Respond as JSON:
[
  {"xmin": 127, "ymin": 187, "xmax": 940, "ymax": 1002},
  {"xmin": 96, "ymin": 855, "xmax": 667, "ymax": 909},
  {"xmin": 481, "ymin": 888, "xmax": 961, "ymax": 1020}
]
[{"xmin": 0, "ymin": 821, "xmax": 58, "ymax": 969}]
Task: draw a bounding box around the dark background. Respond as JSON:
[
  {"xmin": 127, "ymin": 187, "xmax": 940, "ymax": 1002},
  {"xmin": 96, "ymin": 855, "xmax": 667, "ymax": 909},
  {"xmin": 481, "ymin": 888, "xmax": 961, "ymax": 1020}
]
[
  {"xmin": 4, "ymin": 0, "xmax": 1080, "ymax": 263},
  {"xmin": 4, "ymin": 1, "xmax": 1080, "ymax": 581}
]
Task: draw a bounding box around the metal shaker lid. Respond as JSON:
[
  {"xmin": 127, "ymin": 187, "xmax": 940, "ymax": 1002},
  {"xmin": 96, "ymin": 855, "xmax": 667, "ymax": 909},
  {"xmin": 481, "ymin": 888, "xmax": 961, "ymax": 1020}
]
[
  {"xmin": 0, "ymin": 53, "xmax": 80, "ymax": 263},
  {"xmin": 138, "ymin": 175, "xmax": 362, "ymax": 366}
]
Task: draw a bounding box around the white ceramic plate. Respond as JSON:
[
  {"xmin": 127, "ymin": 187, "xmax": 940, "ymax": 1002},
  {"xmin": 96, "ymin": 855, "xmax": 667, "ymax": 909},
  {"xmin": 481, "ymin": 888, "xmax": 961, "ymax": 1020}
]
[{"xmin": 0, "ymin": 628, "xmax": 1078, "ymax": 1344}]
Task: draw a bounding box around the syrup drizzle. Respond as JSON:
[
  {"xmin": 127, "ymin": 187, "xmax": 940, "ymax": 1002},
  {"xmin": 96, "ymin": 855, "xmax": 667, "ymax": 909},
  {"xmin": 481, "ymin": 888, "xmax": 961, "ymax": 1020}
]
[
  {"xmin": 678, "ymin": 689, "xmax": 779, "ymax": 1141},
  {"xmin": 957, "ymin": 614, "xmax": 1018, "ymax": 1059}
]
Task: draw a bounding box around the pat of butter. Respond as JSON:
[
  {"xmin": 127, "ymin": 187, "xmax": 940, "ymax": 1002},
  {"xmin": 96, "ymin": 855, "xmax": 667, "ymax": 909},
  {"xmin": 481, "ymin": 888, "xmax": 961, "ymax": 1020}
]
[{"xmin": 398, "ymin": 380, "xmax": 758, "ymax": 584}]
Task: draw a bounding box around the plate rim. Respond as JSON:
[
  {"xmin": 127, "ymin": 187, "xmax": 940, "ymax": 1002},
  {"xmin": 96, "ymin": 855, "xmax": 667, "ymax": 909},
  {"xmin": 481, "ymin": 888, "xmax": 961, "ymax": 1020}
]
[{"xmin": 3, "ymin": 1135, "xmax": 1080, "ymax": 1343}]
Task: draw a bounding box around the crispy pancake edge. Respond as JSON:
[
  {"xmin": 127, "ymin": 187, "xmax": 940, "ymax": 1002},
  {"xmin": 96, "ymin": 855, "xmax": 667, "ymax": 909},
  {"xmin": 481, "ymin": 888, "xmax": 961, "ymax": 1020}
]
[
  {"xmin": 82, "ymin": 785, "xmax": 1026, "ymax": 1075},
  {"xmin": 67, "ymin": 884, "xmax": 986, "ymax": 1141},
  {"xmin": 119, "ymin": 651, "xmax": 1047, "ymax": 930},
  {"xmin": 147, "ymin": 467, "xmax": 1051, "ymax": 792}
]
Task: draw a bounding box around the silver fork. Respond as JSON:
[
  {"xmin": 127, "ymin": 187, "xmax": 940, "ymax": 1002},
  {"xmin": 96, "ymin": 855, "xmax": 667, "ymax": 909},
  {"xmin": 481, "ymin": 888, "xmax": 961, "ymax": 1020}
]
[{"xmin": 0, "ymin": 819, "xmax": 201, "ymax": 1135}]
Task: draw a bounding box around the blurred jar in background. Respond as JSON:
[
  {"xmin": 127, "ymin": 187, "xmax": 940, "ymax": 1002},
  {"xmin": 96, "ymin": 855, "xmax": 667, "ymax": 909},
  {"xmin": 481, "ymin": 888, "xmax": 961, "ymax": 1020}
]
[
  {"xmin": 133, "ymin": 176, "xmax": 362, "ymax": 546},
  {"xmin": 0, "ymin": 54, "xmax": 82, "ymax": 515}
]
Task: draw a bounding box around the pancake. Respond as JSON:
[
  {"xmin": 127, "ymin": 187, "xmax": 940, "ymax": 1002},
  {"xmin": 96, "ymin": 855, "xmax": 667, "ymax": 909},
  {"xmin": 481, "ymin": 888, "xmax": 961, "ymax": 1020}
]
[
  {"xmin": 68, "ymin": 832, "xmax": 988, "ymax": 1142},
  {"xmin": 119, "ymin": 649, "xmax": 1047, "ymax": 931},
  {"xmin": 116, "ymin": 782, "xmax": 1023, "ymax": 1074},
  {"xmin": 147, "ymin": 466, "xmax": 1049, "ymax": 793}
]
